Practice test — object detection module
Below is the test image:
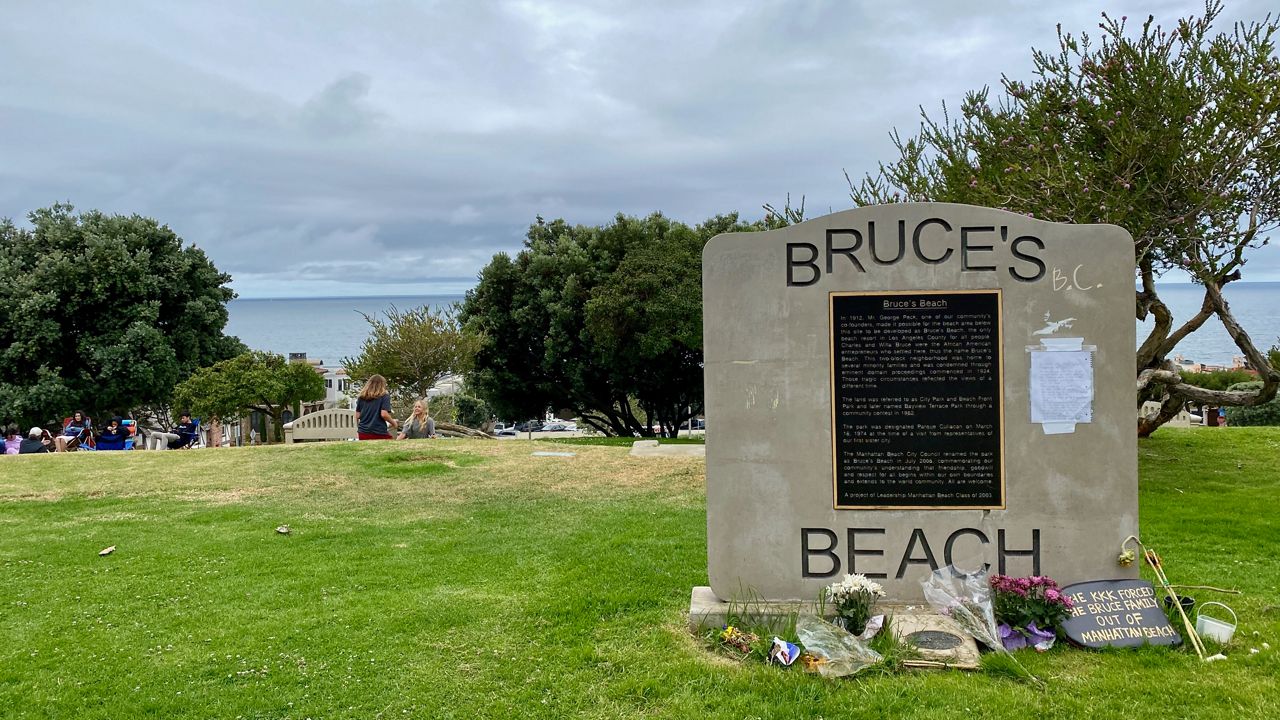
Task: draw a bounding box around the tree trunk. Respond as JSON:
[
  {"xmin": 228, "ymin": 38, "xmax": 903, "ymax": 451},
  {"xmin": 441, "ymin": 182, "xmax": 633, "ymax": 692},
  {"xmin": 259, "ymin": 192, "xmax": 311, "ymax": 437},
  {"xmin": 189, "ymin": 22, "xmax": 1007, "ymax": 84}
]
[
  {"xmin": 434, "ymin": 421, "xmax": 494, "ymax": 439},
  {"xmin": 1135, "ymin": 274, "xmax": 1279, "ymax": 436},
  {"xmin": 1137, "ymin": 392, "xmax": 1185, "ymax": 438}
]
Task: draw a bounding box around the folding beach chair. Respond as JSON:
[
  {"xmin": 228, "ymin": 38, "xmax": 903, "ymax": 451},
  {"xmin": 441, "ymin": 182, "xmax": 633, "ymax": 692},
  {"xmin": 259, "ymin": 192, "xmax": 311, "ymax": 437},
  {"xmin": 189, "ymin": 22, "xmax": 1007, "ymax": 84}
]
[
  {"xmin": 121, "ymin": 419, "xmax": 137, "ymax": 450},
  {"xmin": 187, "ymin": 418, "xmax": 203, "ymax": 449},
  {"xmin": 59, "ymin": 416, "xmax": 95, "ymax": 451}
]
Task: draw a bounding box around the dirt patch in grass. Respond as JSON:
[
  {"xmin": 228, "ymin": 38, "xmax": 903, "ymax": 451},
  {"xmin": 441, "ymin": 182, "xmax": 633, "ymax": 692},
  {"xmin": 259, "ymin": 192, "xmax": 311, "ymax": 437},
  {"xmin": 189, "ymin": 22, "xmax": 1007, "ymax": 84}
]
[
  {"xmin": 465, "ymin": 443, "xmax": 705, "ymax": 498},
  {"xmin": 173, "ymin": 487, "xmax": 275, "ymax": 504},
  {"xmin": 667, "ymin": 621, "xmax": 745, "ymax": 669},
  {"xmin": 0, "ymin": 490, "xmax": 65, "ymax": 502}
]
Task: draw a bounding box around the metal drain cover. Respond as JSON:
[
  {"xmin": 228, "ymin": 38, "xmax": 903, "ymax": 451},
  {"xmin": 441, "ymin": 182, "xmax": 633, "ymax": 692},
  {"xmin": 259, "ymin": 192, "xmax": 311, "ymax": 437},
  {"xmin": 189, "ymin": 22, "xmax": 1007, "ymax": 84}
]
[{"xmin": 906, "ymin": 630, "xmax": 964, "ymax": 650}]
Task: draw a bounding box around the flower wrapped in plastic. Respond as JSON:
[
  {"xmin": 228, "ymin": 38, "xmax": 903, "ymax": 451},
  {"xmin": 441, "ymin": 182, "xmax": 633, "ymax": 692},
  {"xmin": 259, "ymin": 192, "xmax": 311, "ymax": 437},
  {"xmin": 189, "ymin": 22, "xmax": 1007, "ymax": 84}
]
[
  {"xmin": 921, "ymin": 565, "xmax": 1043, "ymax": 686},
  {"xmin": 794, "ymin": 615, "xmax": 882, "ymax": 678},
  {"xmin": 921, "ymin": 565, "xmax": 1003, "ymax": 650}
]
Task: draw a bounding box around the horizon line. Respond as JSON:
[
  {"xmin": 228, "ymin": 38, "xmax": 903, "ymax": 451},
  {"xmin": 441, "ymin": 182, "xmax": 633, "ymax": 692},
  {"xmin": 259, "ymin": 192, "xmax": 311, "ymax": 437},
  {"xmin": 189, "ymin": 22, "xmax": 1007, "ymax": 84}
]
[
  {"xmin": 232, "ymin": 293, "xmax": 468, "ymax": 301},
  {"xmin": 231, "ymin": 280, "xmax": 1280, "ymax": 301}
]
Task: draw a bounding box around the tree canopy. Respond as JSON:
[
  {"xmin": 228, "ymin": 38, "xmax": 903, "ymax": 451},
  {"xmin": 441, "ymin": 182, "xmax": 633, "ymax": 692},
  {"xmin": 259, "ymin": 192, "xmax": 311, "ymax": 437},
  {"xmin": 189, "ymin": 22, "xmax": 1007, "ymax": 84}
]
[
  {"xmin": 0, "ymin": 204, "xmax": 244, "ymax": 426},
  {"xmin": 460, "ymin": 212, "xmax": 764, "ymax": 436},
  {"xmin": 849, "ymin": 2, "xmax": 1280, "ymax": 435},
  {"xmin": 173, "ymin": 351, "xmax": 325, "ymax": 442},
  {"xmin": 342, "ymin": 305, "xmax": 480, "ymax": 403}
]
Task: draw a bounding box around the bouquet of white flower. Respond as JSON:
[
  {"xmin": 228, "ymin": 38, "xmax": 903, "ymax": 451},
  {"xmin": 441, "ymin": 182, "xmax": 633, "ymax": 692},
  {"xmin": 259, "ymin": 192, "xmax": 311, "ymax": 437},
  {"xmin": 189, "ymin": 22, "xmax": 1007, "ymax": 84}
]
[{"xmin": 825, "ymin": 573, "xmax": 885, "ymax": 635}]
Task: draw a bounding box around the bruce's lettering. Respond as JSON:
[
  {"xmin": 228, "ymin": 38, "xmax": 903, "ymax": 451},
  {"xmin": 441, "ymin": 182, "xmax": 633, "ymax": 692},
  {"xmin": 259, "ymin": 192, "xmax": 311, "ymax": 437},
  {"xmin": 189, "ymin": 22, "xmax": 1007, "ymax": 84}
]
[{"xmin": 785, "ymin": 217, "xmax": 1047, "ymax": 286}]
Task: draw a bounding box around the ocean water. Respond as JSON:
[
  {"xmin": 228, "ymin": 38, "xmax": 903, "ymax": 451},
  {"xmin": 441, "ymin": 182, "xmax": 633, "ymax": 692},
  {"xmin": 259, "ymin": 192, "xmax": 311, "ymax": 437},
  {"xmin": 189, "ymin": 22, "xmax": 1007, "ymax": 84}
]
[
  {"xmin": 225, "ymin": 284, "xmax": 1280, "ymax": 368},
  {"xmin": 226, "ymin": 295, "xmax": 465, "ymax": 366},
  {"xmin": 1139, "ymin": 282, "xmax": 1280, "ymax": 365}
]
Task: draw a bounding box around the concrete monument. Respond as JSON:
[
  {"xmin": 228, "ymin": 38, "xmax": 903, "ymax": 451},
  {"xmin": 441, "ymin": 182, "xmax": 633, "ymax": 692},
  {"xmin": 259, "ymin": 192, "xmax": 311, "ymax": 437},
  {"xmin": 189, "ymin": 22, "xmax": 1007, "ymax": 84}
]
[{"xmin": 695, "ymin": 203, "xmax": 1136, "ymax": 617}]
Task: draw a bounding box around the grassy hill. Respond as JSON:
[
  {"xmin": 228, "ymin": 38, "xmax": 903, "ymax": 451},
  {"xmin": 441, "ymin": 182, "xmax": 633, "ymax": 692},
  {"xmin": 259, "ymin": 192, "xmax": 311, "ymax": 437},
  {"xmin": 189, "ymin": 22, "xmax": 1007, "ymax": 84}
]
[{"xmin": 1, "ymin": 431, "xmax": 1277, "ymax": 719}]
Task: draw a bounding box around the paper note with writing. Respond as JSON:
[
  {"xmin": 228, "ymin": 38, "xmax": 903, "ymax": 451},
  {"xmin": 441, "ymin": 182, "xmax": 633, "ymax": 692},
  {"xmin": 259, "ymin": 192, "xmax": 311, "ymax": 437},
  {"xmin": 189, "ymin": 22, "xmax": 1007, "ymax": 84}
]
[{"xmin": 1030, "ymin": 350, "xmax": 1093, "ymax": 425}]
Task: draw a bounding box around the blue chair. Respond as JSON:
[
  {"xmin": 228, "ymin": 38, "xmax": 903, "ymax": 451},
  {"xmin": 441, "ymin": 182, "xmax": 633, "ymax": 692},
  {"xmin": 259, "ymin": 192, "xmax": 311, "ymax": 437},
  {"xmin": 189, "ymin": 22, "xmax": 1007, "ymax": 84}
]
[{"xmin": 96, "ymin": 422, "xmax": 130, "ymax": 451}]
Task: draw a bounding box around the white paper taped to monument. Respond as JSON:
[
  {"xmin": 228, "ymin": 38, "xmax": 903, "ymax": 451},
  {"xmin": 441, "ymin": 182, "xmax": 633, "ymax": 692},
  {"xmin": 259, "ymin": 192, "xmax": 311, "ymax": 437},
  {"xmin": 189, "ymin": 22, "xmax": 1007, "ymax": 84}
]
[{"xmin": 1030, "ymin": 348, "xmax": 1094, "ymax": 425}]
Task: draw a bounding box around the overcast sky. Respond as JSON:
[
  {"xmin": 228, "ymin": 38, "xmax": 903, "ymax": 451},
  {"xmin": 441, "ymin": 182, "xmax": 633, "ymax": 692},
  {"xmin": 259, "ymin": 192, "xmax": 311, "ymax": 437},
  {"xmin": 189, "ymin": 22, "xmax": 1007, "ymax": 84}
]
[{"xmin": 2, "ymin": 0, "xmax": 1275, "ymax": 298}]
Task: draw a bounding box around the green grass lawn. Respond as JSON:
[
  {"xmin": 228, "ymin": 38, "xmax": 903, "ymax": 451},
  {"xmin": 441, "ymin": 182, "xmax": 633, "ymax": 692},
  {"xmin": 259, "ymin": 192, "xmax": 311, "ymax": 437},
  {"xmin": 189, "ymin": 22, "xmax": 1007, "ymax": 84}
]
[
  {"xmin": 1, "ymin": 430, "xmax": 1277, "ymax": 719},
  {"xmin": 537, "ymin": 436, "xmax": 705, "ymax": 447}
]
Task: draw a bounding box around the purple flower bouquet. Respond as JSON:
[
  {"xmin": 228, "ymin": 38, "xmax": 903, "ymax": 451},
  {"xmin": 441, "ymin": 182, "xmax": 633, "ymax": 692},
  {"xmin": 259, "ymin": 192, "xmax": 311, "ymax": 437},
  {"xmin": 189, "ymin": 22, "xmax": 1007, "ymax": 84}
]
[{"xmin": 990, "ymin": 575, "xmax": 1073, "ymax": 651}]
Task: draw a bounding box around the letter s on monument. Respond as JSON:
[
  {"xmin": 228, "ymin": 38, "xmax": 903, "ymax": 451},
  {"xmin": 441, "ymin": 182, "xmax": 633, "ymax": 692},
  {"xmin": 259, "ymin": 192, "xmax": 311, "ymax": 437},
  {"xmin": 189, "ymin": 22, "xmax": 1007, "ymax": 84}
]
[{"xmin": 1009, "ymin": 235, "xmax": 1047, "ymax": 282}]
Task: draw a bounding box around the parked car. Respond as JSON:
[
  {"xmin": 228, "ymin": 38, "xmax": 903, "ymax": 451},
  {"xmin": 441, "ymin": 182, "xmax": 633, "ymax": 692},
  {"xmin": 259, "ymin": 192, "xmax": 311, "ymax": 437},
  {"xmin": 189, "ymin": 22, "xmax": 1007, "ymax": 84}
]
[
  {"xmin": 542, "ymin": 422, "xmax": 569, "ymax": 432},
  {"xmin": 495, "ymin": 428, "xmax": 518, "ymax": 437},
  {"xmin": 514, "ymin": 421, "xmax": 543, "ymax": 433}
]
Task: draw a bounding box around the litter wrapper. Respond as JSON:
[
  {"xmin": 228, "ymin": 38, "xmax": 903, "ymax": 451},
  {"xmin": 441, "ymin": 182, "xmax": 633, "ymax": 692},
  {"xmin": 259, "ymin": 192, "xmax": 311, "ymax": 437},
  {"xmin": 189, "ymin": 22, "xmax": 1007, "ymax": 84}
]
[
  {"xmin": 768, "ymin": 637, "xmax": 801, "ymax": 666},
  {"xmin": 794, "ymin": 615, "xmax": 882, "ymax": 678},
  {"xmin": 859, "ymin": 614, "xmax": 885, "ymax": 641}
]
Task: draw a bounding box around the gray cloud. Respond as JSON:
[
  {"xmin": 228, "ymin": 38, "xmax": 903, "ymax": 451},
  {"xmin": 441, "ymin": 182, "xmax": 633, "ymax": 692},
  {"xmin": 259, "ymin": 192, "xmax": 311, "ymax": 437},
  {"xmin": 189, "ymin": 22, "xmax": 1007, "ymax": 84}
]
[{"xmin": 1, "ymin": 0, "xmax": 1276, "ymax": 297}]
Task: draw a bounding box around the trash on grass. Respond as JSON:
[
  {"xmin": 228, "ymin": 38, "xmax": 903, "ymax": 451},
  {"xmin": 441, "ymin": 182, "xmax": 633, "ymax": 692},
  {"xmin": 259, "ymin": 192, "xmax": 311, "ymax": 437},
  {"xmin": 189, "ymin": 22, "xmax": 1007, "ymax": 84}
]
[
  {"xmin": 98, "ymin": 546, "xmax": 115, "ymax": 556},
  {"xmin": 859, "ymin": 614, "xmax": 885, "ymax": 641},
  {"xmin": 276, "ymin": 525, "xmax": 291, "ymax": 534},
  {"xmin": 768, "ymin": 637, "xmax": 801, "ymax": 666}
]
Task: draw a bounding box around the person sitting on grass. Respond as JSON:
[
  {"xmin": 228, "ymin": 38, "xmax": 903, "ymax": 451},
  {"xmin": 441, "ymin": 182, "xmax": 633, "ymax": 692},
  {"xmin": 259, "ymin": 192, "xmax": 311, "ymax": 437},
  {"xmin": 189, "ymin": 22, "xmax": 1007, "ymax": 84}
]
[
  {"xmin": 356, "ymin": 374, "xmax": 398, "ymax": 440},
  {"xmin": 398, "ymin": 399, "xmax": 436, "ymax": 440},
  {"xmin": 96, "ymin": 417, "xmax": 130, "ymax": 451},
  {"xmin": 55, "ymin": 410, "xmax": 91, "ymax": 452},
  {"xmin": 19, "ymin": 427, "xmax": 51, "ymax": 454},
  {"xmin": 4, "ymin": 423, "xmax": 22, "ymax": 455},
  {"xmin": 147, "ymin": 412, "xmax": 199, "ymax": 450}
]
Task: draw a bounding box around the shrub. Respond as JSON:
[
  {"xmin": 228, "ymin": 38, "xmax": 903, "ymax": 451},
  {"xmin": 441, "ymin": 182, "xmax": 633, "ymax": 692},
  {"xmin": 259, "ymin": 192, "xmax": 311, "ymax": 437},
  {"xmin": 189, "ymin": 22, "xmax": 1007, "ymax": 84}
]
[
  {"xmin": 1179, "ymin": 370, "xmax": 1256, "ymax": 391},
  {"xmin": 1223, "ymin": 382, "xmax": 1280, "ymax": 426},
  {"xmin": 454, "ymin": 395, "xmax": 493, "ymax": 429}
]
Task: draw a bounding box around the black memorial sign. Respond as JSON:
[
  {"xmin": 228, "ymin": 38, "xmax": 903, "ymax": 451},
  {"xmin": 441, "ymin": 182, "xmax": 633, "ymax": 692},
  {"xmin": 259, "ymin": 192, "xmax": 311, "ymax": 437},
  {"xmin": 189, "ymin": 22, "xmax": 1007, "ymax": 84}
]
[
  {"xmin": 829, "ymin": 290, "xmax": 1003, "ymax": 509},
  {"xmin": 1060, "ymin": 579, "xmax": 1182, "ymax": 648}
]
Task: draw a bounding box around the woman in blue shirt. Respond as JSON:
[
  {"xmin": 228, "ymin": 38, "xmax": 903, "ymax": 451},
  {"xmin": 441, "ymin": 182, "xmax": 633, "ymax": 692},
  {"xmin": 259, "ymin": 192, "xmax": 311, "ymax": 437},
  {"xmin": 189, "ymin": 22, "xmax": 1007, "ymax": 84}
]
[{"xmin": 356, "ymin": 374, "xmax": 398, "ymax": 440}]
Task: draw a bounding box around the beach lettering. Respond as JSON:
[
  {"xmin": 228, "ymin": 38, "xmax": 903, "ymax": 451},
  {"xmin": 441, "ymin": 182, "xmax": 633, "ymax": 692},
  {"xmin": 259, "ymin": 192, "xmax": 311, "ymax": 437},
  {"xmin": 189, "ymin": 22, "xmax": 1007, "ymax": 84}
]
[{"xmin": 799, "ymin": 526, "xmax": 1041, "ymax": 580}]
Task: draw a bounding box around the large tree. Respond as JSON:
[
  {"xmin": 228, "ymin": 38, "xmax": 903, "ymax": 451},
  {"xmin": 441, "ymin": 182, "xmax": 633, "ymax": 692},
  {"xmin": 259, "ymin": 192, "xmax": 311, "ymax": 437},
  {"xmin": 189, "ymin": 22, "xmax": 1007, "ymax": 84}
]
[
  {"xmin": 461, "ymin": 212, "xmax": 763, "ymax": 436},
  {"xmin": 849, "ymin": 2, "xmax": 1280, "ymax": 435},
  {"xmin": 173, "ymin": 351, "xmax": 325, "ymax": 442},
  {"xmin": 584, "ymin": 215, "xmax": 747, "ymax": 436},
  {"xmin": 342, "ymin": 304, "xmax": 480, "ymax": 403},
  {"xmin": 0, "ymin": 204, "xmax": 244, "ymax": 426}
]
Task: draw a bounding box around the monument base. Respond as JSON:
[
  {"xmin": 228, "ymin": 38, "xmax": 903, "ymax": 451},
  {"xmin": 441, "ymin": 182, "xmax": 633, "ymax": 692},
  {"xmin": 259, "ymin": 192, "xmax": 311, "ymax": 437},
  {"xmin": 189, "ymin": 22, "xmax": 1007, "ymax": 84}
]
[{"xmin": 689, "ymin": 586, "xmax": 981, "ymax": 670}]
